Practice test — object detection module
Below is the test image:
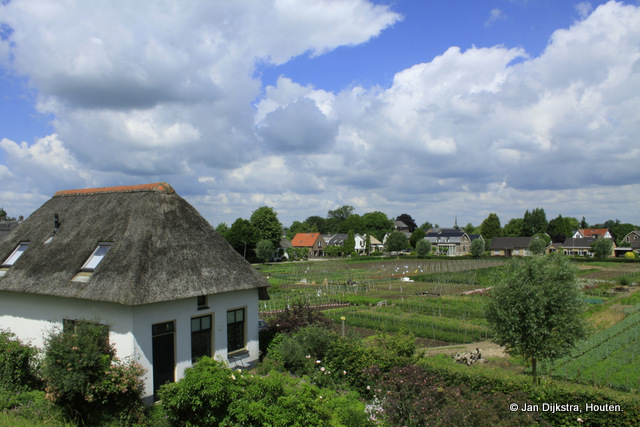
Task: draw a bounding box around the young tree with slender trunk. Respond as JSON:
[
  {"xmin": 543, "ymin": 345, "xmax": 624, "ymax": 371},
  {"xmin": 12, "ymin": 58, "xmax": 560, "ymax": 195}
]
[{"xmin": 485, "ymin": 254, "xmax": 588, "ymax": 384}]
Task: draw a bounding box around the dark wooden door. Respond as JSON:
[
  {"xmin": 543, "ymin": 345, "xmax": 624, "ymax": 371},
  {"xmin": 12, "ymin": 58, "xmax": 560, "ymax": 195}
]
[{"xmin": 152, "ymin": 321, "xmax": 175, "ymax": 397}]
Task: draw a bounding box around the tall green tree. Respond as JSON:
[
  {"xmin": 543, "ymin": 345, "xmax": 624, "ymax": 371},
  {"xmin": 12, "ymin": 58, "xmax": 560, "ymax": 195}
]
[
  {"xmin": 340, "ymin": 214, "xmax": 364, "ymax": 234},
  {"xmin": 305, "ymin": 216, "xmax": 328, "ymax": 234},
  {"xmin": 485, "ymin": 255, "xmax": 588, "ymax": 384},
  {"xmin": 215, "ymin": 222, "xmax": 229, "ymax": 239},
  {"xmin": 344, "ymin": 230, "xmax": 356, "ymax": 254},
  {"xmin": 480, "ymin": 213, "xmax": 501, "ymax": 240},
  {"xmin": 385, "ymin": 231, "xmax": 409, "ymax": 252},
  {"xmin": 463, "ymin": 222, "xmax": 480, "ymax": 235},
  {"xmin": 409, "ymin": 228, "xmax": 426, "ymax": 249},
  {"xmin": 362, "ymin": 211, "xmax": 394, "ymax": 241},
  {"xmin": 522, "ymin": 210, "xmax": 534, "ymax": 237},
  {"xmin": 580, "ymin": 216, "xmax": 588, "ymax": 229},
  {"xmin": 503, "ymin": 218, "xmax": 524, "ymax": 237},
  {"xmin": 226, "ymin": 218, "xmax": 258, "ymax": 258},
  {"xmin": 286, "ymin": 221, "xmax": 307, "ymax": 240},
  {"xmin": 326, "ymin": 205, "xmax": 354, "ymax": 233},
  {"xmin": 547, "ymin": 214, "xmax": 573, "ymax": 243},
  {"xmin": 531, "ymin": 208, "xmax": 548, "ymax": 235},
  {"xmin": 250, "ymin": 206, "xmax": 282, "ymax": 248}
]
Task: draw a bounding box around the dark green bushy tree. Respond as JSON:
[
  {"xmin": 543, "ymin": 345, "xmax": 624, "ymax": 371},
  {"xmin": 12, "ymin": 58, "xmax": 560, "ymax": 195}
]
[
  {"xmin": 385, "ymin": 231, "xmax": 409, "ymax": 252},
  {"xmin": 480, "ymin": 213, "xmax": 501, "ymax": 240}
]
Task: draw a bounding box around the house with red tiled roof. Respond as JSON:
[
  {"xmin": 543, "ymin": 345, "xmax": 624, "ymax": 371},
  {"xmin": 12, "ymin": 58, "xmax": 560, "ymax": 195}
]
[
  {"xmin": 572, "ymin": 229, "xmax": 612, "ymax": 239},
  {"xmin": 291, "ymin": 233, "xmax": 325, "ymax": 257}
]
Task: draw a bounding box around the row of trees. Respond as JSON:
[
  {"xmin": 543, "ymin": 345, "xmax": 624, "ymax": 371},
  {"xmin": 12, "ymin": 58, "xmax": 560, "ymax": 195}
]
[
  {"xmin": 471, "ymin": 209, "xmax": 637, "ymax": 245},
  {"xmin": 214, "ymin": 204, "xmax": 637, "ymax": 261}
]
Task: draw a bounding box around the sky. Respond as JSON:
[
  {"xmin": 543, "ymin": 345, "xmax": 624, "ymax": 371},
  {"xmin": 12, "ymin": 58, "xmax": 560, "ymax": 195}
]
[{"xmin": 1, "ymin": 0, "xmax": 639, "ymax": 230}]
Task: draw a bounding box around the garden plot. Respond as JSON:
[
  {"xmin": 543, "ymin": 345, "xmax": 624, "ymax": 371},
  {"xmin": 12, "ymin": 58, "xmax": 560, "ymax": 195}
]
[{"xmin": 259, "ymin": 258, "xmax": 501, "ymax": 343}]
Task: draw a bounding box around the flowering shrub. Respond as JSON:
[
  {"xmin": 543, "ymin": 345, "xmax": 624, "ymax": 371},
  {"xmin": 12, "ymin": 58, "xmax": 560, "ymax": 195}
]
[{"xmin": 42, "ymin": 321, "xmax": 144, "ymax": 425}]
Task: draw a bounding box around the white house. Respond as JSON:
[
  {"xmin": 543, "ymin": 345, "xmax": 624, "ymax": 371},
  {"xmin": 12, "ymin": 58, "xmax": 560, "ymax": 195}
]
[
  {"xmin": 0, "ymin": 183, "xmax": 270, "ymax": 402},
  {"xmin": 572, "ymin": 228, "xmax": 613, "ymax": 239}
]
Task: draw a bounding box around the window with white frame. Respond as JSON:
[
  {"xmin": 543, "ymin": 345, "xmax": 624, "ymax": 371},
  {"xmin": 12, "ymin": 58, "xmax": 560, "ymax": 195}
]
[
  {"xmin": 2, "ymin": 242, "xmax": 29, "ymax": 267},
  {"xmin": 81, "ymin": 243, "xmax": 112, "ymax": 271}
]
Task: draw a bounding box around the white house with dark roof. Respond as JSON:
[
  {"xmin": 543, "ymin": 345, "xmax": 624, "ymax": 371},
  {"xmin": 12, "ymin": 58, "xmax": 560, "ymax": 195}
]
[
  {"xmin": 0, "ymin": 182, "xmax": 270, "ymax": 401},
  {"xmin": 424, "ymin": 228, "xmax": 481, "ymax": 256}
]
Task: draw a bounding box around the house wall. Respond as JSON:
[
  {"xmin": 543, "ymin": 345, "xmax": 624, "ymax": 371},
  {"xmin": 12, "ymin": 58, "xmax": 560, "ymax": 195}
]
[
  {"xmin": 131, "ymin": 288, "xmax": 260, "ymax": 399},
  {"xmin": 0, "ymin": 288, "xmax": 260, "ymax": 401}
]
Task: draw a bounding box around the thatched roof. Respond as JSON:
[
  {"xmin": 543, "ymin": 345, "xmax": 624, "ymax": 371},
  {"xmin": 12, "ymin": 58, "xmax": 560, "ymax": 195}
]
[
  {"xmin": 0, "ymin": 221, "xmax": 20, "ymax": 242},
  {"xmin": 0, "ymin": 183, "xmax": 269, "ymax": 305}
]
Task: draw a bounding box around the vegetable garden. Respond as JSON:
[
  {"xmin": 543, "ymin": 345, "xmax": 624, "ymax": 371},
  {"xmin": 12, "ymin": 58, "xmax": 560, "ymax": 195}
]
[
  {"xmin": 259, "ymin": 258, "xmax": 503, "ymax": 344},
  {"xmin": 547, "ymin": 307, "xmax": 640, "ymax": 391},
  {"xmin": 260, "ymin": 257, "xmax": 640, "ymax": 391}
]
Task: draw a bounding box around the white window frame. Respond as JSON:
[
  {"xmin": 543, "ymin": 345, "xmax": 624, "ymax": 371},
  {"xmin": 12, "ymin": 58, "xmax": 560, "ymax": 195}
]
[
  {"xmin": 81, "ymin": 243, "xmax": 112, "ymax": 271},
  {"xmin": 2, "ymin": 242, "xmax": 29, "ymax": 267}
]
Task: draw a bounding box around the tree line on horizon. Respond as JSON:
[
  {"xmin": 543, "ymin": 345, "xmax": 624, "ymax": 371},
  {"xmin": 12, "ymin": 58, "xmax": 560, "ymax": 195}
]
[{"xmin": 213, "ymin": 205, "xmax": 638, "ymax": 262}]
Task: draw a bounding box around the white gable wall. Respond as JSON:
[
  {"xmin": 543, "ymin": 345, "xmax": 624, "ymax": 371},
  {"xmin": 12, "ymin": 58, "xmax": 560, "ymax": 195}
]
[{"xmin": 0, "ymin": 288, "xmax": 260, "ymax": 400}]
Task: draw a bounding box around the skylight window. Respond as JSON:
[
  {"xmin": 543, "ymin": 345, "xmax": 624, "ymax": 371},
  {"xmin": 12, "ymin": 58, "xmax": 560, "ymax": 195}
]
[
  {"xmin": 2, "ymin": 242, "xmax": 29, "ymax": 267},
  {"xmin": 81, "ymin": 243, "xmax": 112, "ymax": 271}
]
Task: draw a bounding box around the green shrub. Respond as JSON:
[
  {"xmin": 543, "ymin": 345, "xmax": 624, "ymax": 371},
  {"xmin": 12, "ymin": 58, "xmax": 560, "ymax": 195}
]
[
  {"xmin": 159, "ymin": 357, "xmax": 370, "ymax": 426},
  {"xmin": 368, "ymin": 364, "xmax": 545, "ymax": 427},
  {"xmin": 159, "ymin": 358, "xmax": 240, "ymax": 426},
  {"xmin": 266, "ymin": 325, "xmax": 338, "ymax": 376},
  {"xmin": 42, "ymin": 321, "xmax": 145, "ymax": 425},
  {"xmin": 0, "ymin": 330, "xmax": 40, "ymax": 392}
]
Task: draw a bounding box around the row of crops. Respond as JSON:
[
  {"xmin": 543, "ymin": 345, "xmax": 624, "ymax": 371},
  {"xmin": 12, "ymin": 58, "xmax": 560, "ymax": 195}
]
[
  {"xmin": 261, "ymin": 258, "xmax": 504, "ymax": 289},
  {"xmin": 323, "ymin": 298, "xmax": 491, "ymax": 343},
  {"xmin": 259, "ymin": 259, "xmax": 498, "ymax": 343},
  {"xmin": 547, "ymin": 309, "xmax": 640, "ymax": 391}
]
